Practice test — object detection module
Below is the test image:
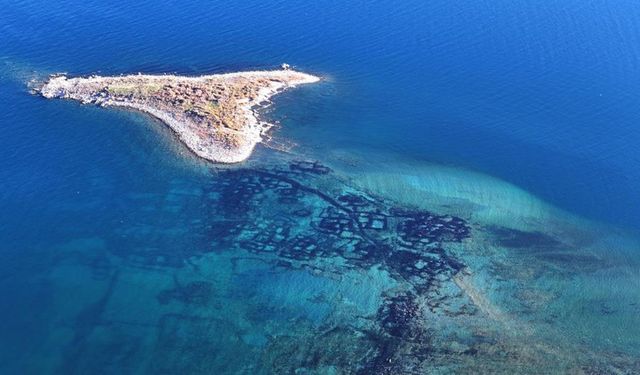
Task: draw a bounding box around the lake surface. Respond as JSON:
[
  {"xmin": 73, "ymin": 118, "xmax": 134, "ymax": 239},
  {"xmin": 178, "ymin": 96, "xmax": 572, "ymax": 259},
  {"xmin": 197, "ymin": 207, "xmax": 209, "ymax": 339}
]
[{"xmin": 1, "ymin": 0, "xmax": 639, "ymax": 373}]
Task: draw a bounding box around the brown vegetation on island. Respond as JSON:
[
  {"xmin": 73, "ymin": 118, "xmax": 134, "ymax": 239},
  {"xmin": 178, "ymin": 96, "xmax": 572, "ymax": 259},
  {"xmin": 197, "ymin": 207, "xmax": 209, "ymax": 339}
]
[{"xmin": 38, "ymin": 69, "xmax": 319, "ymax": 162}]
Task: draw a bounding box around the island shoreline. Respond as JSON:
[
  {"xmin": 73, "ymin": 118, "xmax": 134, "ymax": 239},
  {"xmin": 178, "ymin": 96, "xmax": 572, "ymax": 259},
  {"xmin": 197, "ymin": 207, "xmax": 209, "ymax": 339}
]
[{"xmin": 37, "ymin": 68, "xmax": 320, "ymax": 163}]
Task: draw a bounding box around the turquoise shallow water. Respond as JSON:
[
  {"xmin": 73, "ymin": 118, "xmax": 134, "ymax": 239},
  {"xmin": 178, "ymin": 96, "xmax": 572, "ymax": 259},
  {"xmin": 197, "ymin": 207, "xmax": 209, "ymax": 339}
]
[{"xmin": 2, "ymin": 0, "xmax": 640, "ymax": 373}]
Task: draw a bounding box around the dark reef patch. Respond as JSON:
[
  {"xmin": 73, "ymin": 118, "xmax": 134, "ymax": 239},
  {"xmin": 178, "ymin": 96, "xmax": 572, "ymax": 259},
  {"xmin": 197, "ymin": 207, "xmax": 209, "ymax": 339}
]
[
  {"xmin": 488, "ymin": 226, "xmax": 562, "ymax": 250},
  {"xmin": 487, "ymin": 225, "xmax": 604, "ymax": 271},
  {"xmin": 379, "ymin": 293, "xmax": 421, "ymax": 339},
  {"xmin": 358, "ymin": 292, "xmax": 435, "ymax": 375}
]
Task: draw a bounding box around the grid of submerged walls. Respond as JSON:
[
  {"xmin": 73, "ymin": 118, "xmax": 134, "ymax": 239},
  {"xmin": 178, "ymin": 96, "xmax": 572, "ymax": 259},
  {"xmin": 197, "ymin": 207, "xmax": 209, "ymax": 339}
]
[
  {"xmin": 202, "ymin": 160, "xmax": 473, "ymax": 373},
  {"xmin": 79, "ymin": 159, "xmax": 475, "ymax": 373},
  {"xmin": 57, "ymin": 155, "xmax": 637, "ymax": 374},
  {"xmin": 43, "ymin": 156, "xmax": 640, "ymax": 373}
]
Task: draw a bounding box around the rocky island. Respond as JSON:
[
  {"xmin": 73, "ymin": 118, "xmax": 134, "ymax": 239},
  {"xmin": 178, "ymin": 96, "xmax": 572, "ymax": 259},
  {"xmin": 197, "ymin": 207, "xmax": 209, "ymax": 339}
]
[{"xmin": 37, "ymin": 67, "xmax": 320, "ymax": 163}]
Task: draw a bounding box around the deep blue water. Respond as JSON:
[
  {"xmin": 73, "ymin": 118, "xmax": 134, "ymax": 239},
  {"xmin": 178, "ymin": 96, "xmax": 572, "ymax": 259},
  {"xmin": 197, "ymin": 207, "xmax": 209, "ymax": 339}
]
[
  {"xmin": 3, "ymin": 0, "xmax": 640, "ymax": 227},
  {"xmin": 1, "ymin": 0, "xmax": 640, "ymax": 373}
]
